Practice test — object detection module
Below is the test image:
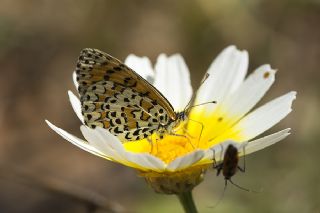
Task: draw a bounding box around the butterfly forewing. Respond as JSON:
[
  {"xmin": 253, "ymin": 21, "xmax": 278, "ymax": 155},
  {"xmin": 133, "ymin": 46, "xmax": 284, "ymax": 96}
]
[{"xmin": 75, "ymin": 48, "xmax": 176, "ymax": 142}]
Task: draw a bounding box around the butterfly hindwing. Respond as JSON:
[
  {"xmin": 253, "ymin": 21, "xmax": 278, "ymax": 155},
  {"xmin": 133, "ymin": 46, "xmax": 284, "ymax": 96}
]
[{"xmin": 75, "ymin": 48, "xmax": 176, "ymax": 142}]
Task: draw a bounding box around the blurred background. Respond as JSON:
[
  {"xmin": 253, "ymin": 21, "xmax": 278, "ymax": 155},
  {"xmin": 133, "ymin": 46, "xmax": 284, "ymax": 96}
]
[{"xmin": 0, "ymin": 0, "xmax": 319, "ymax": 212}]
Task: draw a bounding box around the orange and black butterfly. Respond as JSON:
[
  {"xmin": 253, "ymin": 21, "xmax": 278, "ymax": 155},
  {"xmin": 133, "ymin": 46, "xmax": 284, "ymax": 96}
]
[{"xmin": 75, "ymin": 48, "xmax": 211, "ymax": 142}]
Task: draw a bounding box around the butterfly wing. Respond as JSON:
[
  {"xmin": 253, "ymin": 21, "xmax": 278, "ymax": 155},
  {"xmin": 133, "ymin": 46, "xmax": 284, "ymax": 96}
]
[{"xmin": 75, "ymin": 48, "xmax": 176, "ymax": 141}]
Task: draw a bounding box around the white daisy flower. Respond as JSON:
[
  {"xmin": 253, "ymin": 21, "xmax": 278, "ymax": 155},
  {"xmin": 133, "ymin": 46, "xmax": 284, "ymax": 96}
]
[{"xmin": 46, "ymin": 45, "xmax": 296, "ymax": 194}]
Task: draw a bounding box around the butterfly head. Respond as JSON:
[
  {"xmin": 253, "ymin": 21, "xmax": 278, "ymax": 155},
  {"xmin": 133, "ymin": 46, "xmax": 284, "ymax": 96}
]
[
  {"xmin": 176, "ymin": 111, "xmax": 188, "ymax": 121},
  {"xmin": 155, "ymin": 112, "xmax": 187, "ymax": 139},
  {"xmin": 170, "ymin": 111, "xmax": 188, "ymax": 130}
]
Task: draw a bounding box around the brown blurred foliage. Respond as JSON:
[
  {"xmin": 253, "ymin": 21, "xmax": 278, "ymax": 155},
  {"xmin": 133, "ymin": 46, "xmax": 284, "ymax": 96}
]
[{"xmin": 0, "ymin": 0, "xmax": 319, "ymax": 212}]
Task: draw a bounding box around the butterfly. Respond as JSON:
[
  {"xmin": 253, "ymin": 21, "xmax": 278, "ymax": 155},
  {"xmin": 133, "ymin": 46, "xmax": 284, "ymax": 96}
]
[{"xmin": 75, "ymin": 48, "xmax": 193, "ymax": 142}]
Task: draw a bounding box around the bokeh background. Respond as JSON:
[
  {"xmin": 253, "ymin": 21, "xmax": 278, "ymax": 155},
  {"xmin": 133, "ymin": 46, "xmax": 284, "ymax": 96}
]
[{"xmin": 0, "ymin": 0, "xmax": 319, "ymax": 212}]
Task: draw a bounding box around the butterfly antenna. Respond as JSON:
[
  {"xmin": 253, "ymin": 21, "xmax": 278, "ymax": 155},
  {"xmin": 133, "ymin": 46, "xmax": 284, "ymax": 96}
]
[
  {"xmin": 201, "ymin": 73, "xmax": 210, "ymax": 84},
  {"xmin": 184, "ymin": 95, "xmax": 194, "ymax": 113},
  {"xmin": 183, "ymin": 73, "xmax": 214, "ymax": 114},
  {"xmin": 186, "ymin": 101, "xmax": 217, "ymax": 114}
]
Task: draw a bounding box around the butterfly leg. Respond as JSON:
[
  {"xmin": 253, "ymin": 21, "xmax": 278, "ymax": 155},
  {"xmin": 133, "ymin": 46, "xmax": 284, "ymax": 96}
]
[
  {"xmin": 170, "ymin": 133, "xmax": 196, "ymax": 149},
  {"xmin": 147, "ymin": 135, "xmax": 159, "ymax": 154},
  {"xmin": 181, "ymin": 126, "xmax": 202, "ymax": 146},
  {"xmin": 147, "ymin": 137, "xmax": 154, "ymax": 154},
  {"xmin": 186, "ymin": 118, "xmax": 204, "ymax": 141},
  {"xmin": 171, "ymin": 125, "xmax": 197, "ymax": 148},
  {"xmin": 182, "ymin": 128, "xmax": 196, "ymax": 139}
]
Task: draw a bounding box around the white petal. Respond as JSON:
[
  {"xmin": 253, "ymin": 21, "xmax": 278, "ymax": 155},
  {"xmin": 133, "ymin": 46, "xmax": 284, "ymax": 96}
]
[
  {"xmin": 154, "ymin": 54, "xmax": 193, "ymax": 111},
  {"xmin": 124, "ymin": 54, "xmax": 154, "ymax": 83},
  {"xmin": 72, "ymin": 71, "xmax": 79, "ymax": 89},
  {"xmin": 202, "ymin": 65, "xmax": 275, "ymax": 141},
  {"xmin": 241, "ymin": 128, "xmax": 291, "ymax": 156},
  {"xmin": 166, "ymin": 150, "xmax": 204, "ymax": 171},
  {"xmin": 202, "ymin": 129, "xmax": 289, "ymax": 165},
  {"xmin": 82, "ymin": 127, "xmax": 166, "ymax": 171},
  {"xmin": 124, "ymin": 152, "xmax": 166, "ymax": 171},
  {"xmin": 68, "ymin": 91, "xmax": 84, "ymax": 124},
  {"xmin": 208, "ymin": 140, "xmax": 248, "ymax": 162},
  {"xmin": 206, "ymin": 129, "xmax": 288, "ymax": 161},
  {"xmin": 204, "ymin": 144, "xmax": 223, "ymax": 161},
  {"xmin": 195, "ymin": 45, "xmax": 248, "ymax": 111},
  {"xmin": 80, "ymin": 126, "xmax": 126, "ymax": 161},
  {"xmin": 45, "ymin": 120, "xmax": 108, "ymax": 159},
  {"xmin": 235, "ymin": 91, "xmax": 296, "ymax": 140},
  {"xmin": 222, "ymin": 64, "xmax": 276, "ymax": 119}
]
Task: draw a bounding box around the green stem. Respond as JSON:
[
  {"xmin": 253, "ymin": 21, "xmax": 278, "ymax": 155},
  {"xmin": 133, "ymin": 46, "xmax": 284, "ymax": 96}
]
[{"xmin": 177, "ymin": 191, "xmax": 198, "ymax": 213}]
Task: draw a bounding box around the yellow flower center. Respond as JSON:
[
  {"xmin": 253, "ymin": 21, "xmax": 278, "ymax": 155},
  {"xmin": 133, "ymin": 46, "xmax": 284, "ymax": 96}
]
[
  {"xmin": 124, "ymin": 130, "xmax": 196, "ymax": 164},
  {"xmin": 124, "ymin": 107, "xmax": 245, "ymax": 164}
]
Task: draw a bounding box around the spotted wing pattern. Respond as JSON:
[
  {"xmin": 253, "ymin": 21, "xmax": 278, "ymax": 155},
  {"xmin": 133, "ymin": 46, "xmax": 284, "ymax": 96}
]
[{"xmin": 75, "ymin": 48, "xmax": 176, "ymax": 142}]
